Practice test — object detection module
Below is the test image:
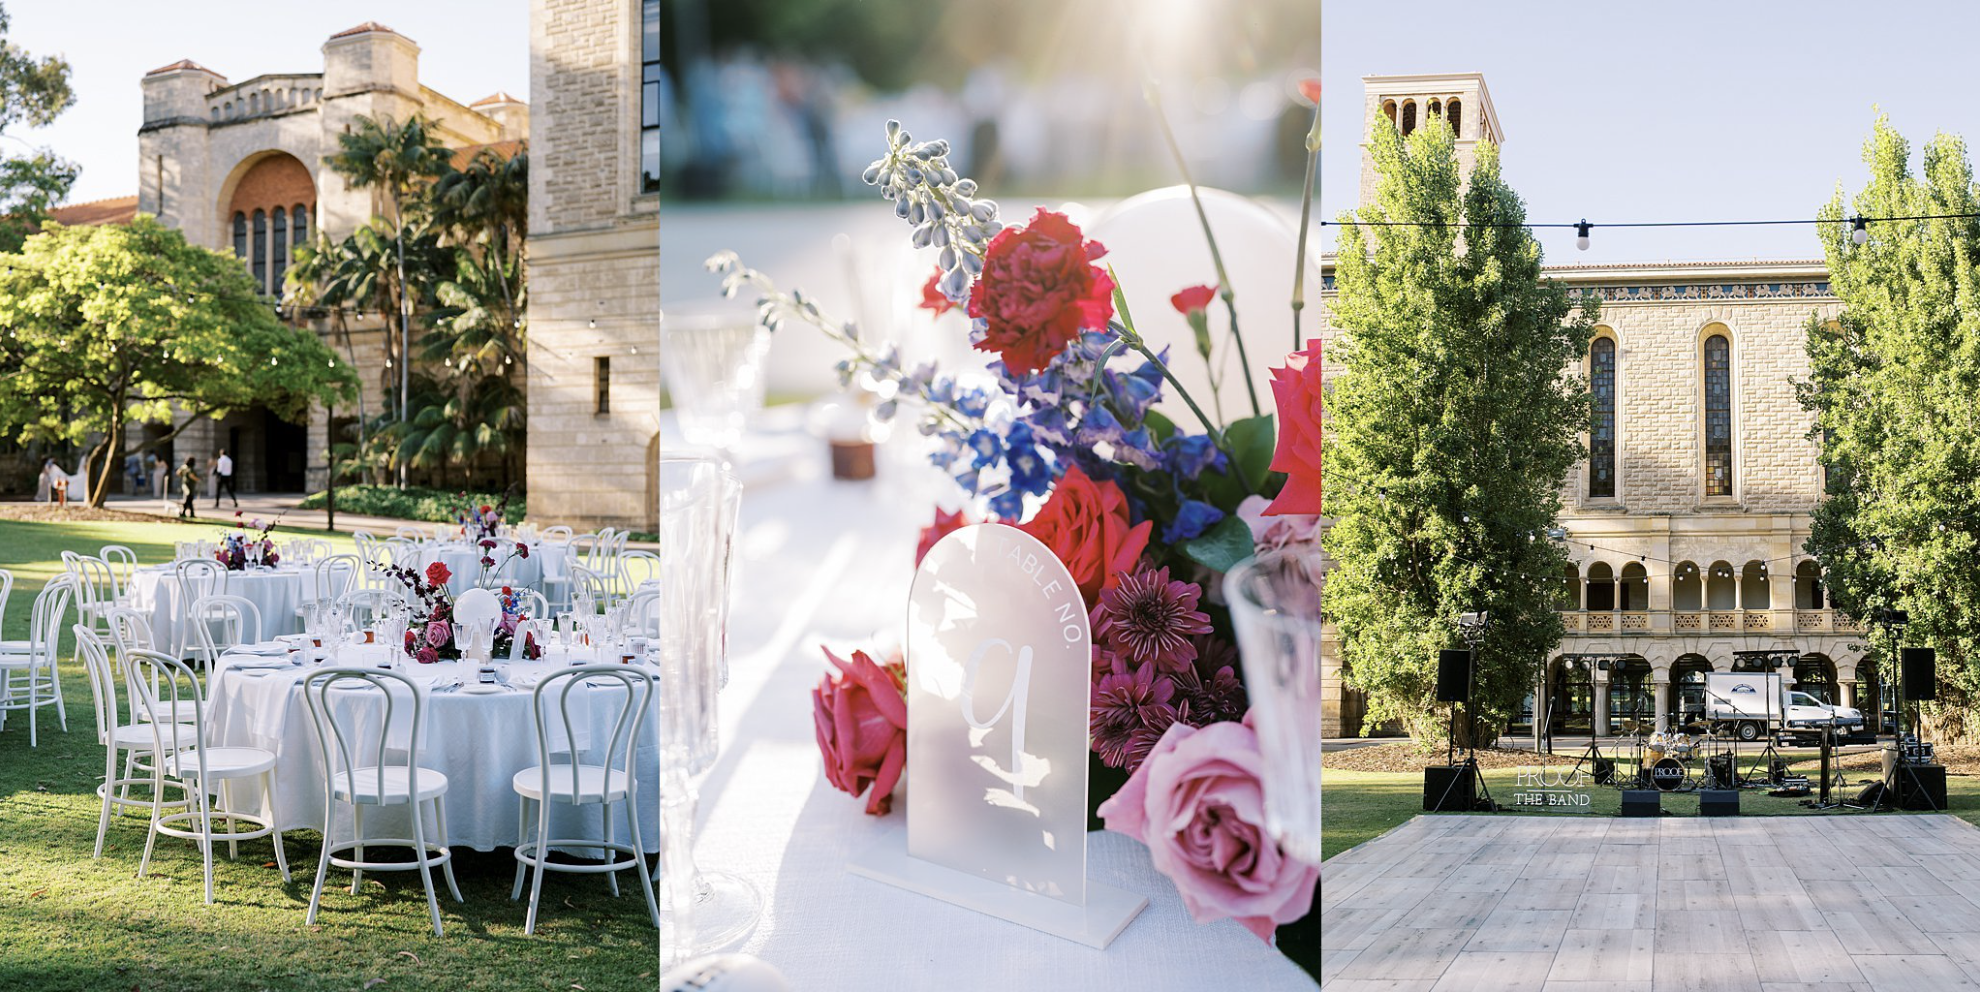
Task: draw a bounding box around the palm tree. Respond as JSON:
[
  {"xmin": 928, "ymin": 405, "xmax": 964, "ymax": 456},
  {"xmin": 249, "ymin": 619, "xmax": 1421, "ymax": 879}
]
[{"xmin": 324, "ymin": 115, "xmax": 452, "ymax": 487}]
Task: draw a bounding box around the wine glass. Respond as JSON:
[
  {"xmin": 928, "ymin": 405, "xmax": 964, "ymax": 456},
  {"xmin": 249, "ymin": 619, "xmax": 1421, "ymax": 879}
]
[
  {"xmin": 659, "ymin": 453, "xmax": 754, "ymax": 963},
  {"xmin": 1225, "ymin": 546, "xmax": 1326, "ymax": 865}
]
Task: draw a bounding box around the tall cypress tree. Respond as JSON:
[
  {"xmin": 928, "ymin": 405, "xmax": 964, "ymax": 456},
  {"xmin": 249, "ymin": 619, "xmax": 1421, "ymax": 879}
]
[
  {"xmin": 1325, "ymin": 117, "xmax": 1596, "ymax": 745},
  {"xmin": 1800, "ymin": 116, "xmax": 1980, "ymax": 740}
]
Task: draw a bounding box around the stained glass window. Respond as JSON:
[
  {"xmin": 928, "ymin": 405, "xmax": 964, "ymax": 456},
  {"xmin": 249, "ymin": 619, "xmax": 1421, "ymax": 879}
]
[
  {"xmin": 1590, "ymin": 337, "xmax": 1615, "ymax": 497},
  {"xmin": 1705, "ymin": 334, "xmax": 1732, "ymax": 495}
]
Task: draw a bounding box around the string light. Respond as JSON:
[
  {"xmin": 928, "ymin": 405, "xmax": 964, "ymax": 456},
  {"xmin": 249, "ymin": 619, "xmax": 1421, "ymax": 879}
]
[
  {"xmin": 1321, "ymin": 210, "xmax": 1980, "ymax": 235},
  {"xmin": 1574, "ymin": 220, "xmax": 1592, "ymax": 251},
  {"xmin": 1851, "ymin": 216, "xmax": 1870, "ymax": 245}
]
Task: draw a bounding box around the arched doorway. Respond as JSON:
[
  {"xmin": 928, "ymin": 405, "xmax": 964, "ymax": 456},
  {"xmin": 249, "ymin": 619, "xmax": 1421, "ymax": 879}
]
[
  {"xmin": 1796, "ymin": 654, "xmax": 1838, "ymax": 705},
  {"xmin": 1548, "ymin": 656, "xmax": 1594, "ymax": 735},
  {"xmin": 1706, "ymin": 560, "xmax": 1737, "ymax": 610},
  {"xmin": 1674, "ymin": 561, "xmax": 1702, "ymax": 610},
  {"xmin": 1609, "ymin": 656, "xmax": 1653, "ymax": 729},
  {"xmin": 1619, "ymin": 562, "xmax": 1648, "ymax": 611},
  {"xmin": 1795, "ymin": 561, "xmax": 1825, "ymax": 608},
  {"xmin": 1741, "ymin": 561, "xmax": 1771, "ymax": 610},
  {"xmin": 1671, "ymin": 655, "xmax": 1713, "ymax": 728},
  {"xmin": 1586, "ymin": 562, "xmax": 1616, "ymax": 611}
]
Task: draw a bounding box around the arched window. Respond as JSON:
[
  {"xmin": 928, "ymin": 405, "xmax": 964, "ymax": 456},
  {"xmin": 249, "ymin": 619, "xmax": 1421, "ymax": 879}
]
[
  {"xmin": 1447, "ymin": 99, "xmax": 1463, "ymax": 135},
  {"xmin": 1795, "ymin": 561, "xmax": 1824, "ymax": 609},
  {"xmin": 1704, "ymin": 333, "xmax": 1733, "ymax": 495},
  {"xmin": 271, "ymin": 207, "xmax": 288, "ymax": 293},
  {"xmin": 1673, "ymin": 561, "xmax": 1702, "ymax": 611},
  {"xmin": 1795, "ymin": 655, "xmax": 1838, "ymax": 705},
  {"xmin": 1590, "ymin": 335, "xmax": 1616, "ymax": 497},
  {"xmin": 1610, "ymin": 656, "xmax": 1652, "ymax": 726},
  {"xmin": 1558, "ymin": 564, "xmax": 1581, "ymax": 610},
  {"xmin": 250, "ymin": 209, "xmax": 267, "ymax": 292},
  {"xmin": 1586, "ymin": 562, "xmax": 1615, "ymax": 611},
  {"xmin": 1428, "ymin": 99, "xmax": 1442, "ymax": 119},
  {"xmin": 248, "ymin": 92, "xmax": 259, "ymax": 114},
  {"xmin": 1620, "ymin": 562, "xmax": 1648, "ymax": 611},
  {"xmin": 1671, "ymin": 656, "xmax": 1713, "ymax": 727},
  {"xmin": 1383, "ymin": 100, "xmax": 1397, "ymax": 127},
  {"xmin": 1741, "ymin": 561, "xmax": 1771, "ymax": 610},
  {"xmin": 1400, "ymin": 100, "xmax": 1417, "ymax": 137},
  {"xmin": 210, "ymin": 107, "xmax": 220, "ymax": 121},
  {"xmin": 231, "ymin": 212, "xmax": 248, "ymax": 269},
  {"xmin": 1706, "ymin": 560, "xmax": 1737, "ymax": 610},
  {"xmin": 292, "ymin": 203, "xmax": 308, "ymax": 247}
]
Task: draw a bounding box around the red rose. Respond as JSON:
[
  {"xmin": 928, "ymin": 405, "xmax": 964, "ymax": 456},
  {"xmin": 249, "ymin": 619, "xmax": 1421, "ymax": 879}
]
[
  {"xmin": 425, "ymin": 561, "xmax": 452, "ymax": 587},
  {"xmin": 967, "ymin": 208, "xmax": 1116, "ymax": 374},
  {"xmin": 918, "ymin": 266, "xmax": 956, "ymax": 316},
  {"xmin": 1264, "ymin": 343, "xmax": 1322, "ymax": 516},
  {"xmin": 516, "ymin": 542, "xmax": 530, "ymax": 559},
  {"xmin": 1170, "ymin": 284, "xmax": 1216, "ymax": 315},
  {"xmin": 813, "ymin": 647, "xmax": 908, "ymax": 816},
  {"xmin": 479, "ymin": 504, "xmax": 492, "ymax": 515},
  {"xmin": 915, "ymin": 507, "xmax": 974, "ymax": 568},
  {"xmin": 1019, "ymin": 463, "xmax": 1153, "ymax": 607}
]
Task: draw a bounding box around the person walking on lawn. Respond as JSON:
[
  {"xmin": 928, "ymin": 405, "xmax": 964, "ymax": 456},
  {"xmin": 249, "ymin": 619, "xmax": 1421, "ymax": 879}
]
[
  {"xmin": 177, "ymin": 456, "xmax": 201, "ymax": 520},
  {"xmin": 214, "ymin": 449, "xmax": 238, "ymax": 508}
]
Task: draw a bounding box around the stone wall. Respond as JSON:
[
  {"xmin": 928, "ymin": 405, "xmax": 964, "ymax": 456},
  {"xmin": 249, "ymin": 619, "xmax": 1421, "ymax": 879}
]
[{"xmin": 525, "ymin": 0, "xmax": 660, "ymax": 531}]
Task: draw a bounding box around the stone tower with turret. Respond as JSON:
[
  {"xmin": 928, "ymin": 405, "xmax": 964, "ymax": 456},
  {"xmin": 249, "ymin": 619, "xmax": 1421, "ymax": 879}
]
[{"xmin": 1357, "ymin": 72, "xmax": 1502, "ymax": 206}]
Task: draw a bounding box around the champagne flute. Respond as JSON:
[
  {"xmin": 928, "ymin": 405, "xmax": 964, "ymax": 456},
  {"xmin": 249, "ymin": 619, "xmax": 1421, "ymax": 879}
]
[{"xmin": 1226, "ymin": 547, "xmax": 1327, "ymax": 865}]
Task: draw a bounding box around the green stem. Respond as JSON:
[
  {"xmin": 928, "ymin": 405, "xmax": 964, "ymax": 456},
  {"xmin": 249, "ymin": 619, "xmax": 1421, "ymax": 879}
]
[
  {"xmin": 1293, "ymin": 100, "xmax": 1321, "ymax": 352},
  {"xmin": 1113, "ymin": 281, "xmax": 1257, "ymax": 494},
  {"xmin": 1146, "ymin": 76, "xmax": 1263, "ymax": 418}
]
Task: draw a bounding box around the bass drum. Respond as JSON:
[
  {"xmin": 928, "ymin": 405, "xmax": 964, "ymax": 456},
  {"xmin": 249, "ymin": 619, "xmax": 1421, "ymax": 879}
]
[{"xmin": 1650, "ymin": 757, "xmax": 1688, "ymax": 792}]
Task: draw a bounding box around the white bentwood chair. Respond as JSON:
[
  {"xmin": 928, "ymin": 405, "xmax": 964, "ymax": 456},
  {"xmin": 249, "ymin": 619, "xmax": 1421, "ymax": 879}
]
[
  {"xmin": 127, "ymin": 649, "xmax": 290, "ymax": 905},
  {"xmin": 189, "ymin": 595, "xmax": 263, "ymax": 665},
  {"xmin": 301, "ymin": 668, "xmax": 463, "ymax": 936},
  {"xmin": 173, "ymin": 558, "xmax": 227, "ymax": 665},
  {"xmin": 74, "ymin": 627, "xmax": 194, "ymax": 858},
  {"xmin": 510, "ymin": 665, "xmax": 659, "ymax": 934},
  {"xmin": 0, "ymin": 575, "xmax": 74, "ymax": 745}
]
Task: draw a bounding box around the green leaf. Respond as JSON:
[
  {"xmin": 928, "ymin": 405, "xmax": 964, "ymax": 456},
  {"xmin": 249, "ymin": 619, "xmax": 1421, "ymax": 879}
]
[
  {"xmin": 1178, "ymin": 515, "xmax": 1255, "ymax": 574},
  {"xmin": 1142, "ymin": 408, "xmax": 1178, "ymax": 443},
  {"xmin": 1226, "ymin": 414, "xmax": 1277, "ymax": 485}
]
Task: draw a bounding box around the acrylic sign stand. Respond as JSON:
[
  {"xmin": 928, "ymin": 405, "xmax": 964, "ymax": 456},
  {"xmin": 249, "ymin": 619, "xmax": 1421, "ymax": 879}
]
[{"xmin": 848, "ymin": 524, "xmax": 1147, "ymax": 948}]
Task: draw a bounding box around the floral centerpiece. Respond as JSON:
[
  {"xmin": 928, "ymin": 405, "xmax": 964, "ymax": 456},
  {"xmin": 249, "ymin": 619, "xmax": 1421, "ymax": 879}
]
[
  {"xmin": 215, "ymin": 512, "xmax": 281, "ymax": 570},
  {"xmin": 388, "ymin": 560, "xmax": 543, "ymax": 663},
  {"xmin": 454, "ymin": 490, "xmax": 512, "ymax": 544},
  {"xmin": 730, "ymin": 86, "xmax": 1325, "ymax": 960}
]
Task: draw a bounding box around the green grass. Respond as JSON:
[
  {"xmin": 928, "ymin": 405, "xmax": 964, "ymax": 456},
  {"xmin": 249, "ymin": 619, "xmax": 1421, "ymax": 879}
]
[
  {"xmin": 0, "ymin": 518, "xmax": 660, "ymax": 991},
  {"xmin": 1322, "ymin": 756, "xmax": 1980, "ymax": 863},
  {"xmin": 296, "ymin": 486, "xmax": 526, "ymax": 526}
]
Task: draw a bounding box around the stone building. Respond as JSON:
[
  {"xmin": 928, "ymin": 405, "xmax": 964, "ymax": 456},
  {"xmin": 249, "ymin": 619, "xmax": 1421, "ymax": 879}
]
[
  {"xmin": 129, "ymin": 22, "xmax": 526, "ymax": 492},
  {"xmin": 1320, "ymin": 74, "xmax": 1869, "ymax": 740},
  {"xmin": 522, "ymin": 0, "xmax": 661, "ymax": 532}
]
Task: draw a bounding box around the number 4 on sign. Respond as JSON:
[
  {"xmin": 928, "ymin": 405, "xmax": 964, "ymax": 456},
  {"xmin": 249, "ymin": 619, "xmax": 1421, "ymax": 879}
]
[{"xmin": 848, "ymin": 523, "xmax": 1147, "ymax": 949}]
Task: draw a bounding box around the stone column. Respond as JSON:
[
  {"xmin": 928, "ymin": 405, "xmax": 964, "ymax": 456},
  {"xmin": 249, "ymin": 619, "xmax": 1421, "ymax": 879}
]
[
  {"xmin": 1840, "ymin": 681, "xmax": 1858, "ymax": 709},
  {"xmin": 1654, "ymin": 678, "xmax": 1672, "ymax": 733},
  {"xmin": 1593, "ymin": 670, "xmax": 1611, "ymax": 737}
]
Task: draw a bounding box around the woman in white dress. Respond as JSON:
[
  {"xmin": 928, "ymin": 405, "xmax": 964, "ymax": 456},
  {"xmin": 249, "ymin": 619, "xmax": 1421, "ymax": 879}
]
[{"xmin": 35, "ymin": 458, "xmax": 52, "ymax": 502}]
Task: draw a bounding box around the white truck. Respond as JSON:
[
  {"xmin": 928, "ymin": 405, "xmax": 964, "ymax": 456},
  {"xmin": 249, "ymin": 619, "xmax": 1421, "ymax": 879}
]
[{"xmin": 1702, "ymin": 672, "xmax": 1867, "ymax": 743}]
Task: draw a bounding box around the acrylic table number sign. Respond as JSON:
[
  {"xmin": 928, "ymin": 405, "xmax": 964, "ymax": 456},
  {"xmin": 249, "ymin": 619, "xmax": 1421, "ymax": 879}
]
[{"xmin": 848, "ymin": 523, "xmax": 1148, "ymax": 948}]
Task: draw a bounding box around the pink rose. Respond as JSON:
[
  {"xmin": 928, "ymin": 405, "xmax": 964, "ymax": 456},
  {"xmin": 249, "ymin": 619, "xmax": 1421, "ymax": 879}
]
[
  {"xmin": 1097, "ymin": 719, "xmax": 1318, "ymax": 942},
  {"xmin": 813, "ymin": 647, "xmax": 907, "ymax": 816},
  {"xmin": 425, "ymin": 621, "xmax": 451, "ymax": 648},
  {"xmin": 1236, "ymin": 495, "xmax": 1321, "ymax": 552},
  {"xmin": 1264, "ymin": 343, "xmax": 1322, "ymax": 516}
]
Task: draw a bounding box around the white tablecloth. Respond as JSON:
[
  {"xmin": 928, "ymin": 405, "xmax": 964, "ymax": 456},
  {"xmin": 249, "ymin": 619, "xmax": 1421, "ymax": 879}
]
[
  {"xmin": 687, "ymin": 415, "xmax": 1316, "ymax": 989},
  {"xmin": 203, "ymin": 640, "xmax": 659, "ymax": 852},
  {"xmin": 129, "ymin": 563, "xmax": 312, "ymax": 650},
  {"xmin": 413, "ymin": 541, "xmax": 565, "ymax": 596}
]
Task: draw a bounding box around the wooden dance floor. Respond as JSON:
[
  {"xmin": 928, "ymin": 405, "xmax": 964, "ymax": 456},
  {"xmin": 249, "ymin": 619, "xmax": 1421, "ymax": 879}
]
[{"xmin": 1321, "ymin": 813, "xmax": 1980, "ymax": 991}]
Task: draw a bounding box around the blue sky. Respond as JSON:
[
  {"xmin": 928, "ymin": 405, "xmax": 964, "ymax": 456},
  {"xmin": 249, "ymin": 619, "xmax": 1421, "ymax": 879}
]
[
  {"xmin": 1323, "ymin": 1, "xmax": 1980, "ymax": 263},
  {"xmin": 8, "ymin": 1, "xmax": 529, "ymax": 204}
]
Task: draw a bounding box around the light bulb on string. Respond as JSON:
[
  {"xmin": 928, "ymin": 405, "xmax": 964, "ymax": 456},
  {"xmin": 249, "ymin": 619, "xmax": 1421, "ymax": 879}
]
[
  {"xmin": 1575, "ymin": 220, "xmax": 1592, "ymax": 251},
  {"xmin": 1851, "ymin": 216, "xmax": 1869, "ymax": 245}
]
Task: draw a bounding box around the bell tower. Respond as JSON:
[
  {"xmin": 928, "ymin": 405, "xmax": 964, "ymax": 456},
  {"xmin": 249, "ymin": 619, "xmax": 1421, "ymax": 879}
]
[{"xmin": 1358, "ymin": 72, "xmax": 1502, "ymax": 205}]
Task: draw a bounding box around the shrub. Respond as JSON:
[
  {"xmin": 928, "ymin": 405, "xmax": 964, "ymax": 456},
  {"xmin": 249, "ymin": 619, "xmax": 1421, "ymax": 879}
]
[{"xmin": 298, "ymin": 485, "xmax": 526, "ymax": 524}]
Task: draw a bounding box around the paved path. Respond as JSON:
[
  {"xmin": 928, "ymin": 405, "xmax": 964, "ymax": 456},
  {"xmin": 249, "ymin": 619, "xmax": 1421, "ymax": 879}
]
[
  {"xmin": 94, "ymin": 491, "xmax": 658, "ymax": 549},
  {"xmin": 1323, "ymin": 812, "xmax": 1980, "ymax": 991}
]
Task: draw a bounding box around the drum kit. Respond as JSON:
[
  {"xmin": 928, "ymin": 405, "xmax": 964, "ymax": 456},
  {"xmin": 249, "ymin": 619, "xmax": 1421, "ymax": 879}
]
[{"xmin": 1616, "ymin": 719, "xmax": 1740, "ymax": 792}]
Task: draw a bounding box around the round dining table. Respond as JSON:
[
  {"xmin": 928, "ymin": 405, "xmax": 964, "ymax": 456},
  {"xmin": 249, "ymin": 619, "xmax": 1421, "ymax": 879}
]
[
  {"xmin": 202, "ymin": 637, "xmax": 659, "ymax": 853},
  {"xmin": 128, "ymin": 562, "xmax": 314, "ymax": 650},
  {"xmin": 678, "ymin": 411, "xmax": 1316, "ymax": 989},
  {"xmin": 411, "ymin": 540, "xmax": 566, "ymax": 596}
]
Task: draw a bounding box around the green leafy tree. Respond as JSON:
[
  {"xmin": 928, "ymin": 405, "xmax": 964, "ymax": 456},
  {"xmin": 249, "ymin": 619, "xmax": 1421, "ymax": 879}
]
[
  {"xmin": 1799, "ymin": 115, "xmax": 1980, "ymax": 740},
  {"xmin": 0, "ymin": 3, "xmax": 78, "ymax": 251},
  {"xmin": 0, "ymin": 216, "xmax": 357, "ymax": 506},
  {"xmin": 1323, "ymin": 118, "xmax": 1597, "ymax": 745}
]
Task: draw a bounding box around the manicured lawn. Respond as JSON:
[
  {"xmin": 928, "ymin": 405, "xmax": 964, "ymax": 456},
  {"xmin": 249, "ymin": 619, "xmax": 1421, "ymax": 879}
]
[
  {"xmin": 0, "ymin": 518, "xmax": 661, "ymax": 991},
  {"xmin": 1322, "ymin": 756, "xmax": 1980, "ymax": 862}
]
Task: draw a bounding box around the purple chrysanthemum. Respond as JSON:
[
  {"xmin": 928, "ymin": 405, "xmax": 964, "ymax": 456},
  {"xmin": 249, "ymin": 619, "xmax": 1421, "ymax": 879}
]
[
  {"xmin": 1091, "ymin": 665, "xmax": 1179, "ymax": 773},
  {"xmin": 1091, "ymin": 566, "xmax": 1213, "ymax": 672},
  {"xmin": 1172, "ymin": 634, "xmax": 1249, "ymax": 727}
]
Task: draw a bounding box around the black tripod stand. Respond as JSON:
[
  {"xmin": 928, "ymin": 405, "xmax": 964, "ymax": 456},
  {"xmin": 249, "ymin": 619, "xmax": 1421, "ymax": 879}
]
[
  {"xmin": 1812, "ymin": 721, "xmax": 1864, "ymax": 811},
  {"xmin": 1431, "ymin": 615, "xmax": 1496, "ymax": 813}
]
